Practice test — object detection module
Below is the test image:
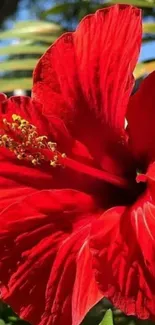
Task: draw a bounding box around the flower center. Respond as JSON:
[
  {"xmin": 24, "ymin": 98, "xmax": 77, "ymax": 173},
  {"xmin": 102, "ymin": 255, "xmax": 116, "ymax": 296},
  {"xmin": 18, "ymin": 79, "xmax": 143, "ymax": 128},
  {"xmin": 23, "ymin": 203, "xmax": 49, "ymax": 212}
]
[{"xmin": 0, "ymin": 114, "xmax": 66, "ymax": 167}]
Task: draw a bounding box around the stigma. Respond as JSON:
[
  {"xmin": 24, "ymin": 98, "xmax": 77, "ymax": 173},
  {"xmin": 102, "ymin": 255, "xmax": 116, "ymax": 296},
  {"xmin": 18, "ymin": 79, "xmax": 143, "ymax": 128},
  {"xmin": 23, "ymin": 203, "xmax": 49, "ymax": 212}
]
[
  {"xmin": 0, "ymin": 114, "xmax": 66, "ymax": 167},
  {"xmin": 136, "ymin": 170, "xmax": 147, "ymax": 183}
]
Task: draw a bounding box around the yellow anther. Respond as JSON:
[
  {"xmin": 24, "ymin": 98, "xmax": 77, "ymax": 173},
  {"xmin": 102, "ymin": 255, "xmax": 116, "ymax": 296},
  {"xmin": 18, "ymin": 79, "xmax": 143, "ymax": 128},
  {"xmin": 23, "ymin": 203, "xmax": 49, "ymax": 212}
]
[
  {"xmin": 50, "ymin": 160, "xmax": 57, "ymax": 167},
  {"xmin": 49, "ymin": 141, "xmax": 57, "ymax": 146},
  {"xmin": 11, "ymin": 123, "xmax": 18, "ymax": 130},
  {"xmin": 2, "ymin": 118, "xmax": 8, "ymax": 125},
  {"xmin": 12, "ymin": 114, "xmax": 21, "ymax": 123},
  {"xmin": 61, "ymin": 153, "xmax": 66, "ymax": 159},
  {"xmin": 29, "ymin": 124, "xmax": 36, "ymax": 130},
  {"xmin": 17, "ymin": 154, "xmax": 24, "ymax": 160},
  {"xmin": 25, "ymin": 141, "xmax": 31, "ymax": 147},
  {"xmin": 19, "ymin": 126, "xmax": 26, "ymax": 132},
  {"xmin": 53, "ymin": 155, "xmax": 58, "ymax": 161},
  {"xmin": 2, "ymin": 134, "xmax": 8, "ymax": 141},
  {"xmin": 38, "ymin": 142, "xmax": 46, "ymax": 149},
  {"xmin": 32, "ymin": 159, "xmax": 38, "ymax": 165},
  {"xmin": 37, "ymin": 136, "xmax": 48, "ymax": 142},
  {"xmin": 28, "ymin": 131, "xmax": 38, "ymax": 138},
  {"xmin": 48, "ymin": 141, "xmax": 57, "ymax": 151},
  {"xmin": 21, "ymin": 119, "xmax": 28, "ymax": 126},
  {"xmin": 0, "ymin": 114, "xmax": 66, "ymax": 168}
]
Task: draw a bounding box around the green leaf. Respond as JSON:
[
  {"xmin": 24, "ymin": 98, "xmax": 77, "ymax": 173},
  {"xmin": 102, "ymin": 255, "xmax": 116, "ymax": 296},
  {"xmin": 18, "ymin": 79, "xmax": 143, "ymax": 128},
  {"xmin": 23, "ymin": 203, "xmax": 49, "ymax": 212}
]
[
  {"xmin": 42, "ymin": 0, "xmax": 155, "ymax": 19},
  {"xmin": 110, "ymin": 0, "xmax": 155, "ymax": 7},
  {"xmin": 99, "ymin": 309, "xmax": 114, "ymax": 325},
  {"xmin": 143, "ymin": 22, "xmax": 155, "ymax": 33},
  {"xmin": 0, "ymin": 20, "xmax": 62, "ymax": 43},
  {"xmin": 8, "ymin": 315, "xmax": 18, "ymax": 322},
  {"xmin": 41, "ymin": 3, "xmax": 73, "ymax": 17},
  {"xmin": 0, "ymin": 320, "xmax": 6, "ymax": 325},
  {"xmin": 0, "ymin": 44, "xmax": 47, "ymax": 56},
  {"xmin": 41, "ymin": 1, "xmax": 103, "ymax": 18},
  {"xmin": 13, "ymin": 20, "xmax": 62, "ymax": 34},
  {"xmin": 0, "ymin": 30, "xmax": 57, "ymax": 43},
  {"xmin": 0, "ymin": 59, "xmax": 37, "ymax": 72},
  {"xmin": 142, "ymin": 36, "xmax": 155, "ymax": 43},
  {"xmin": 0, "ymin": 78, "xmax": 32, "ymax": 92},
  {"xmin": 134, "ymin": 61, "xmax": 155, "ymax": 78}
]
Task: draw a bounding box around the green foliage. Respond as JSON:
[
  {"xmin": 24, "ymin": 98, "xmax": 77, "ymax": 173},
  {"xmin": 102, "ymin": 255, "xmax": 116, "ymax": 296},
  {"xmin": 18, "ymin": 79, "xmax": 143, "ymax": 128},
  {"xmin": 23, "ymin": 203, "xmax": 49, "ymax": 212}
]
[
  {"xmin": 134, "ymin": 61, "xmax": 155, "ymax": 78},
  {"xmin": 0, "ymin": 301, "xmax": 29, "ymax": 325},
  {"xmin": 0, "ymin": 20, "xmax": 63, "ymax": 92},
  {"xmin": 0, "ymin": 78, "xmax": 32, "ymax": 92},
  {"xmin": 111, "ymin": 0, "xmax": 155, "ymax": 7},
  {"xmin": 0, "ymin": 43, "xmax": 47, "ymax": 56},
  {"xmin": 41, "ymin": 1, "xmax": 103, "ymax": 22},
  {"xmin": 143, "ymin": 22, "xmax": 155, "ymax": 33},
  {"xmin": 0, "ymin": 0, "xmax": 154, "ymax": 93},
  {"xmin": 99, "ymin": 310, "xmax": 114, "ymax": 325},
  {"xmin": 0, "ymin": 20, "xmax": 61, "ymax": 42},
  {"xmin": 0, "ymin": 59, "xmax": 37, "ymax": 72},
  {"xmin": 41, "ymin": 0, "xmax": 155, "ymax": 24}
]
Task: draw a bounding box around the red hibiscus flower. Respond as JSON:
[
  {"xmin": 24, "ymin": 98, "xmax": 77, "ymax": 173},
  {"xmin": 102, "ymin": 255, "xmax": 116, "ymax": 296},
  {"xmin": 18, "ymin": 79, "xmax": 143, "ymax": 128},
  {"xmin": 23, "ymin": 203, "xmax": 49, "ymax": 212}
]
[{"xmin": 0, "ymin": 4, "xmax": 154, "ymax": 325}]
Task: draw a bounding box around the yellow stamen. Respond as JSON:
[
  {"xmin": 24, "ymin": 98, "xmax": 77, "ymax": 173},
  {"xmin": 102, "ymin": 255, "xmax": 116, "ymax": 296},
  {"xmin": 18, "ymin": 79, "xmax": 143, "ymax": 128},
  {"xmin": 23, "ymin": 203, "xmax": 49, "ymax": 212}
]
[{"xmin": 0, "ymin": 114, "xmax": 66, "ymax": 168}]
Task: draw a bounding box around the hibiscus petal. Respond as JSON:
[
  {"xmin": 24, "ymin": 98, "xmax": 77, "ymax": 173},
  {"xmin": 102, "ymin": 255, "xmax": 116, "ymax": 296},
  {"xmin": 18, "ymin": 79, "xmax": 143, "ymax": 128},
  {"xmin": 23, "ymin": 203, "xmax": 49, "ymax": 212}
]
[
  {"xmin": 72, "ymin": 241, "xmax": 103, "ymax": 325},
  {"xmin": 0, "ymin": 96, "xmax": 72, "ymax": 150},
  {"xmin": 33, "ymin": 5, "xmax": 141, "ymax": 130},
  {"xmin": 0, "ymin": 189, "xmax": 98, "ymax": 325},
  {"xmin": 0, "ymin": 93, "xmax": 7, "ymax": 103},
  {"xmin": 33, "ymin": 5, "xmax": 141, "ymax": 168},
  {"xmin": 39, "ymin": 226, "xmax": 101, "ymax": 325},
  {"xmin": 90, "ymin": 192, "xmax": 155, "ymax": 319},
  {"xmin": 127, "ymin": 71, "xmax": 155, "ymax": 164}
]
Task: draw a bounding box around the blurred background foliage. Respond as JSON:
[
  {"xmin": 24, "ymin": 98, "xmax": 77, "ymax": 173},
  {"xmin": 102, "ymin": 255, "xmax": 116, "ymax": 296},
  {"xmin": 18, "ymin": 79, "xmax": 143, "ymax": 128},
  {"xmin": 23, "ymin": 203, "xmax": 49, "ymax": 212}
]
[
  {"xmin": 1, "ymin": 0, "xmax": 155, "ymax": 94},
  {"xmin": 0, "ymin": 0, "xmax": 155, "ymax": 324}
]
